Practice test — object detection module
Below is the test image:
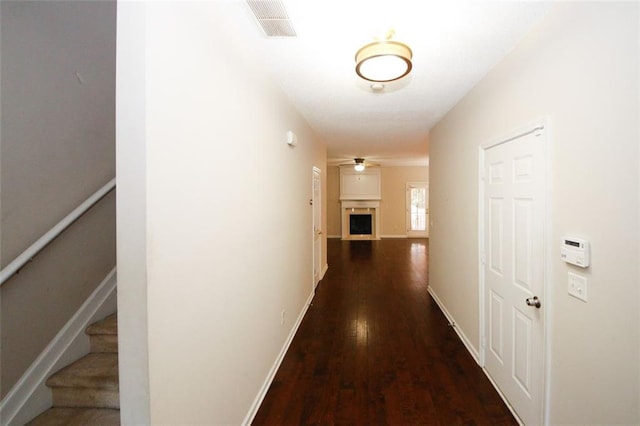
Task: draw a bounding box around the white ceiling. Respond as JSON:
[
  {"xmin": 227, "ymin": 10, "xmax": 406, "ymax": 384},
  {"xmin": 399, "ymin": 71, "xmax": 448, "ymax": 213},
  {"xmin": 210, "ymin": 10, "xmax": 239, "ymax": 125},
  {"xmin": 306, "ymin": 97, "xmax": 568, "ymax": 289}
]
[{"xmin": 226, "ymin": 0, "xmax": 554, "ymax": 166}]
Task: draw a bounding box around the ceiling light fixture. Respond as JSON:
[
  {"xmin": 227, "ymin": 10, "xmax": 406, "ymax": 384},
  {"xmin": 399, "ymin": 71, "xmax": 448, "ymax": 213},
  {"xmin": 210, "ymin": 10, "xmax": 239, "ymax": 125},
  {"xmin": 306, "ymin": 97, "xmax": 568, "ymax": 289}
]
[
  {"xmin": 355, "ymin": 30, "xmax": 412, "ymax": 82},
  {"xmin": 354, "ymin": 158, "xmax": 366, "ymax": 172}
]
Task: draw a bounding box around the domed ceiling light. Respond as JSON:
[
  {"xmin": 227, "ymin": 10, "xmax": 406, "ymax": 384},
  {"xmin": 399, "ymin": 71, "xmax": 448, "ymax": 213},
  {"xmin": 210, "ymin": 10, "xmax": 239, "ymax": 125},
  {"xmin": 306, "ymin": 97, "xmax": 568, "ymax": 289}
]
[
  {"xmin": 355, "ymin": 30, "xmax": 412, "ymax": 82},
  {"xmin": 354, "ymin": 158, "xmax": 366, "ymax": 172}
]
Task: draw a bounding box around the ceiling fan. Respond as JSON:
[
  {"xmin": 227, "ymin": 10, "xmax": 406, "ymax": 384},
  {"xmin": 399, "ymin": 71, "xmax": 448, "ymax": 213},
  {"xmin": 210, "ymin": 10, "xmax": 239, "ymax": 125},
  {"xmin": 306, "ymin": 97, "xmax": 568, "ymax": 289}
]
[{"xmin": 339, "ymin": 158, "xmax": 380, "ymax": 172}]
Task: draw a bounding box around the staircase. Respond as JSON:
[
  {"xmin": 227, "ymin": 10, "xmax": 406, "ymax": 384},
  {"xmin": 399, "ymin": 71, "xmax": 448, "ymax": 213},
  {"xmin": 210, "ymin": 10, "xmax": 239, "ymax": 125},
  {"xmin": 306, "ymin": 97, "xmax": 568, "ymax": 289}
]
[{"xmin": 27, "ymin": 314, "xmax": 120, "ymax": 425}]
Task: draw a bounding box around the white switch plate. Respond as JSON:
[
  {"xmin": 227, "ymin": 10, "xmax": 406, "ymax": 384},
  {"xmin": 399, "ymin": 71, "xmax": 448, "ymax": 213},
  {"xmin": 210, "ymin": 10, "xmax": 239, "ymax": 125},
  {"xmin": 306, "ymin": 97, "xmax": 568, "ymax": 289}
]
[{"xmin": 568, "ymin": 272, "xmax": 587, "ymax": 302}]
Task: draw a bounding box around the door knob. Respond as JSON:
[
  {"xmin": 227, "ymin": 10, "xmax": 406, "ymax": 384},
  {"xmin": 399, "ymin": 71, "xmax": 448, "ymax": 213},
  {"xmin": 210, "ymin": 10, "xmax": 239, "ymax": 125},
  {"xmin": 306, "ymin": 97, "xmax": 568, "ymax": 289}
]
[{"xmin": 525, "ymin": 296, "xmax": 541, "ymax": 309}]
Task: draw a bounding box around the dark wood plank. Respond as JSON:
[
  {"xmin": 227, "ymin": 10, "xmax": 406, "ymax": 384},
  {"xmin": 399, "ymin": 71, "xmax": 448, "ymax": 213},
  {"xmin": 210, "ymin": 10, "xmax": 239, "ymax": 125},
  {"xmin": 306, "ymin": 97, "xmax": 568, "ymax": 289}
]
[{"xmin": 253, "ymin": 239, "xmax": 517, "ymax": 425}]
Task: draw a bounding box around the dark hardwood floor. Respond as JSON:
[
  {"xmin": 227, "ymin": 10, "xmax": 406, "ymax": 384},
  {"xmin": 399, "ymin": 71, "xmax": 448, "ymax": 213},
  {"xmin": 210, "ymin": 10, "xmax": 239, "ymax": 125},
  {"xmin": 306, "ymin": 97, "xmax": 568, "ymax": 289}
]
[{"xmin": 253, "ymin": 238, "xmax": 517, "ymax": 425}]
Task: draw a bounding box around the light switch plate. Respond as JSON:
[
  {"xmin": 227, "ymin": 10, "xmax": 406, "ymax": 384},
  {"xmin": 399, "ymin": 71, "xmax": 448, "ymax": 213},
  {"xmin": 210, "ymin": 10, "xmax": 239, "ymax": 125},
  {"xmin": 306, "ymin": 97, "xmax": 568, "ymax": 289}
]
[{"xmin": 568, "ymin": 272, "xmax": 587, "ymax": 302}]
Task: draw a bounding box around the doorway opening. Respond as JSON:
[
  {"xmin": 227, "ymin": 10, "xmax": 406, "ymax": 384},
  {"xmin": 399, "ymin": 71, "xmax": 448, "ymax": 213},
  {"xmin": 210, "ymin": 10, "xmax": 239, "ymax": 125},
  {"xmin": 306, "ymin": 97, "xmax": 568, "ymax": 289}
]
[{"xmin": 406, "ymin": 182, "xmax": 429, "ymax": 237}]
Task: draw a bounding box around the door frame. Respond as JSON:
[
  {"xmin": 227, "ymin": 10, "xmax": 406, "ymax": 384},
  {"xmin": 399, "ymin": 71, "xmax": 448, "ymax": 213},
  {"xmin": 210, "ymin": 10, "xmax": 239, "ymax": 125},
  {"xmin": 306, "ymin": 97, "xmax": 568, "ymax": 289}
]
[
  {"xmin": 406, "ymin": 182, "xmax": 429, "ymax": 238},
  {"xmin": 312, "ymin": 166, "xmax": 322, "ymax": 291},
  {"xmin": 477, "ymin": 118, "xmax": 552, "ymax": 425}
]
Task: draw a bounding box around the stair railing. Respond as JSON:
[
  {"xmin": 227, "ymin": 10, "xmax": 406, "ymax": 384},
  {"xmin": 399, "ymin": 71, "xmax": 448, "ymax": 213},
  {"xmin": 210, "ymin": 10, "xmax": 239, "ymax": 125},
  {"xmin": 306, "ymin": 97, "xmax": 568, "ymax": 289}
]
[{"xmin": 0, "ymin": 178, "xmax": 116, "ymax": 286}]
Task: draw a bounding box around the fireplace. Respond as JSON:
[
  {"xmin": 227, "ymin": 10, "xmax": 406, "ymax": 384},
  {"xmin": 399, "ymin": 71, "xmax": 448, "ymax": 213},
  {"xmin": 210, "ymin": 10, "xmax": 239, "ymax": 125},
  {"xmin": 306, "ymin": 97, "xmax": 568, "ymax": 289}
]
[
  {"xmin": 350, "ymin": 214, "xmax": 372, "ymax": 235},
  {"xmin": 341, "ymin": 201, "xmax": 380, "ymax": 240}
]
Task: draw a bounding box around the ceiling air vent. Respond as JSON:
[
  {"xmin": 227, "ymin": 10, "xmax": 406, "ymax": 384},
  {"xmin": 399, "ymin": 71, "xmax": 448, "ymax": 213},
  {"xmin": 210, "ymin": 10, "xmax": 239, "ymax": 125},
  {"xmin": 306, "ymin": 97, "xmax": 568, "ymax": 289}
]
[{"xmin": 246, "ymin": 0, "xmax": 297, "ymax": 37}]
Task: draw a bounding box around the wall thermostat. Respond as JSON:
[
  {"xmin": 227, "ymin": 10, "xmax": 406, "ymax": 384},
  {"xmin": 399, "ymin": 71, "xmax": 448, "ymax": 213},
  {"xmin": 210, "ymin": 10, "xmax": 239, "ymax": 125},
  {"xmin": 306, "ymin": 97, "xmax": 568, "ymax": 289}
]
[{"xmin": 561, "ymin": 237, "xmax": 590, "ymax": 268}]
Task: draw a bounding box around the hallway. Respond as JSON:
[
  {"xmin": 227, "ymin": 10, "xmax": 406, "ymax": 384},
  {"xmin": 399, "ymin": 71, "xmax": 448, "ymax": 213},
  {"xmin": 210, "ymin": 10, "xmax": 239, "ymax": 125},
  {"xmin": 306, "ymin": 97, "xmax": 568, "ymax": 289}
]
[{"xmin": 254, "ymin": 239, "xmax": 516, "ymax": 425}]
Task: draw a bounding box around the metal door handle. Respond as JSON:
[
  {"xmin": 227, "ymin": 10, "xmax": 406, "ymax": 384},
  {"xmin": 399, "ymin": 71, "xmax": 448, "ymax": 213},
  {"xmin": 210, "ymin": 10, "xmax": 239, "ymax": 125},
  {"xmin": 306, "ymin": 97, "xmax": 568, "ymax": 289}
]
[{"xmin": 525, "ymin": 296, "xmax": 541, "ymax": 309}]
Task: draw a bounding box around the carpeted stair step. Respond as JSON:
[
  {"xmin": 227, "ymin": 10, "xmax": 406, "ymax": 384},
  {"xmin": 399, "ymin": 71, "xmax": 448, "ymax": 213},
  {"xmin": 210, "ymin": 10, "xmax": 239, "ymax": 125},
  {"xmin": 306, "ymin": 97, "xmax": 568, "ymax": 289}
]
[
  {"xmin": 46, "ymin": 353, "xmax": 119, "ymax": 409},
  {"xmin": 86, "ymin": 313, "xmax": 118, "ymax": 353},
  {"xmin": 26, "ymin": 407, "xmax": 120, "ymax": 426}
]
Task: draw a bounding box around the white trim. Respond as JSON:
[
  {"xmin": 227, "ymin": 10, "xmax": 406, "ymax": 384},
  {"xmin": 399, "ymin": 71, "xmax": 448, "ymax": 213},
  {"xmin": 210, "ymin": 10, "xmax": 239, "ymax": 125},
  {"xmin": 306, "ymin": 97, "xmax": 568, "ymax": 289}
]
[
  {"xmin": 406, "ymin": 232, "xmax": 429, "ymax": 238},
  {"xmin": 478, "ymin": 117, "xmax": 550, "ymax": 425},
  {"xmin": 478, "ymin": 146, "xmax": 486, "ymax": 367},
  {"xmin": 340, "ymin": 200, "xmax": 381, "ymax": 240},
  {"xmin": 0, "ymin": 268, "xmax": 117, "ymax": 425},
  {"xmin": 481, "ymin": 367, "xmax": 525, "ymax": 426},
  {"xmin": 242, "ymin": 289, "xmax": 315, "ymax": 426},
  {"xmin": 312, "ymin": 167, "xmax": 322, "ymax": 291},
  {"xmin": 0, "ymin": 179, "xmax": 116, "ymax": 286},
  {"xmin": 320, "ymin": 264, "xmax": 328, "ymax": 280},
  {"xmin": 482, "ymin": 120, "xmax": 546, "ymax": 150},
  {"xmin": 542, "ymin": 117, "xmax": 554, "ymax": 426},
  {"xmin": 428, "ymin": 286, "xmax": 480, "ymax": 363},
  {"xmin": 406, "ymin": 182, "xmax": 429, "ymax": 238},
  {"xmin": 381, "ymin": 234, "xmax": 408, "ymax": 239}
]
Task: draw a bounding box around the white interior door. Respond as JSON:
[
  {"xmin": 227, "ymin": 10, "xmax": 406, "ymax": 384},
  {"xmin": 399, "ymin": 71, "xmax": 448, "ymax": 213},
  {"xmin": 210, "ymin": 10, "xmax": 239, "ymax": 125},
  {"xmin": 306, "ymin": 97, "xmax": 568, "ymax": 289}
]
[
  {"xmin": 313, "ymin": 167, "xmax": 322, "ymax": 289},
  {"xmin": 482, "ymin": 126, "xmax": 546, "ymax": 425},
  {"xmin": 406, "ymin": 182, "xmax": 429, "ymax": 237}
]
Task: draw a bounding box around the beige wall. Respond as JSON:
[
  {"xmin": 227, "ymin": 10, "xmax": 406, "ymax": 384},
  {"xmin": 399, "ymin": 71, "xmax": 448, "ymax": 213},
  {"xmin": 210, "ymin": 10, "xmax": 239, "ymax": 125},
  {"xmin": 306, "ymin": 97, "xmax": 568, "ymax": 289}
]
[
  {"xmin": 381, "ymin": 167, "xmax": 428, "ymax": 236},
  {"xmin": 429, "ymin": 3, "xmax": 639, "ymax": 424},
  {"xmin": 116, "ymin": 2, "xmax": 327, "ymax": 424},
  {"xmin": 1, "ymin": 1, "xmax": 116, "ymax": 397},
  {"xmin": 326, "ymin": 166, "xmax": 428, "ymax": 237}
]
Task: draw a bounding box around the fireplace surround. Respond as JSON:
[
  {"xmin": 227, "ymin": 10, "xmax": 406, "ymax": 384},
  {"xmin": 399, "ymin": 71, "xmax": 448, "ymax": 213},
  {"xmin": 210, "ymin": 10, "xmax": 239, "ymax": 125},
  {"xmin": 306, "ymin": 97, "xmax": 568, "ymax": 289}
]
[{"xmin": 341, "ymin": 200, "xmax": 380, "ymax": 240}]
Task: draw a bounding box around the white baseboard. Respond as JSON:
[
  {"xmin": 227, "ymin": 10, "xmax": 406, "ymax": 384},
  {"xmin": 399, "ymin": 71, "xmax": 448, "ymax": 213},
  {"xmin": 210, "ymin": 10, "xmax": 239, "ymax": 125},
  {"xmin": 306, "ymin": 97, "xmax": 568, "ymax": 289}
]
[
  {"xmin": 328, "ymin": 235, "xmax": 409, "ymax": 239},
  {"xmin": 242, "ymin": 290, "xmax": 315, "ymax": 425},
  {"xmin": 428, "ymin": 288, "xmax": 524, "ymax": 424},
  {"xmin": 481, "ymin": 366, "xmax": 524, "ymax": 425},
  {"xmin": 0, "ymin": 268, "xmax": 118, "ymax": 425},
  {"xmin": 320, "ymin": 264, "xmax": 328, "ymax": 280},
  {"xmin": 329, "ymin": 235, "xmax": 425, "ymax": 239},
  {"xmin": 428, "ymin": 286, "xmax": 480, "ymax": 363},
  {"xmin": 428, "ymin": 286, "xmax": 524, "ymax": 426}
]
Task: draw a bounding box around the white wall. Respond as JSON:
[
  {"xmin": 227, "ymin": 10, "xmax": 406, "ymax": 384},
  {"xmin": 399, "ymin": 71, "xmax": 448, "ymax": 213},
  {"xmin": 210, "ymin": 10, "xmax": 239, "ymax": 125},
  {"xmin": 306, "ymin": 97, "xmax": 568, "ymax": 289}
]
[
  {"xmin": 429, "ymin": 3, "xmax": 639, "ymax": 424},
  {"xmin": 115, "ymin": 2, "xmax": 150, "ymax": 424},
  {"xmin": 116, "ymin": 2, "xmax": 326, "ymax": 424}
]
